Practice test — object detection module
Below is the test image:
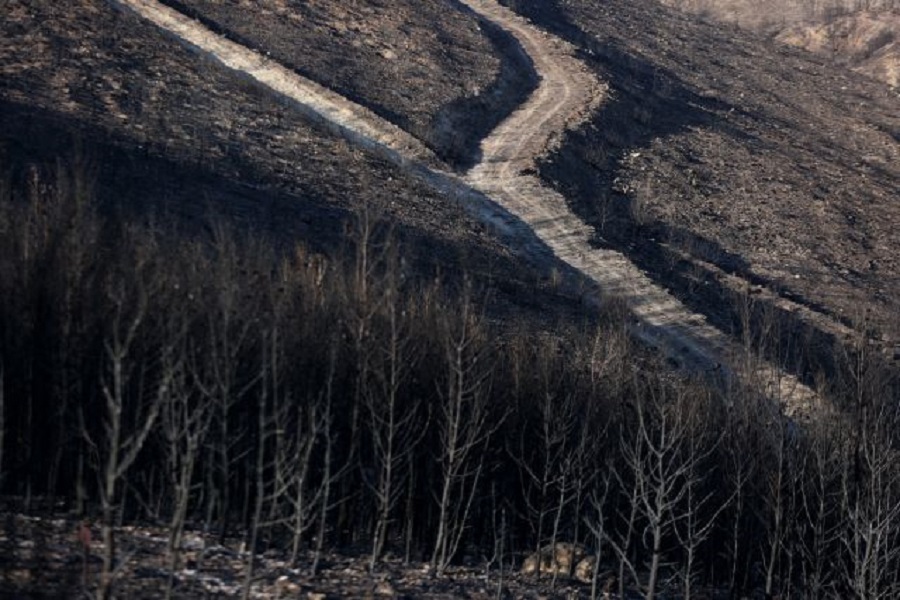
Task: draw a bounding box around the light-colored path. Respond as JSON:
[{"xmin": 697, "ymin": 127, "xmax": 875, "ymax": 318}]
[
  {"xmin": 112, "ymin": 0, "xmax": 820, "ymax": 412},
  {"xmin": 112, "ymin": 0, "xmax": 437, "ymax": 165},
  {"xmin": 460, "ymin": 0, "xmax": 818, "ymax": 411}
]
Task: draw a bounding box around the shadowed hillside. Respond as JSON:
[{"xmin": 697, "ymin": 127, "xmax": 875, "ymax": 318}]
[{"xmin": 0, "ymin": 0, "xmax": 554, "ymax": 300}]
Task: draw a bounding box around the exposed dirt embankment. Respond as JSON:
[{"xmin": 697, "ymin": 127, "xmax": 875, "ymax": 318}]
[
  {"xmin": 777, "ymin": 11, "xmax": 900, "ymax": 88},
  {"xmin": 500, "ymin": 0, "xmax": 900, "ymax": 375},
  {"xmin": 157, "ymin": 0, "xmax": 538, "ymax": 168},
  {"xmin": 661, "ymin": 0, "xmax": 900, "ymax": 87}
]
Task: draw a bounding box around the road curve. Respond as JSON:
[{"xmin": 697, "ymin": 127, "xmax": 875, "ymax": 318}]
[
  {"xmin": 459, "ymin": 1, "xmax": 818, "ymax": 412},
  {"xmin": 112, "ymin": 0, "xmax": 819, "ymax": 413}
]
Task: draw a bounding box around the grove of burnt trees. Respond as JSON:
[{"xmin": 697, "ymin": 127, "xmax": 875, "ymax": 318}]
[{"xmin": 1, "ymin": 154, "xmax": 899, "ymax": 599}]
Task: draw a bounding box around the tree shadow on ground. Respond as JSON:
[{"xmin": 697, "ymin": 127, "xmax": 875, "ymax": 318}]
[{"xmin": 0, "ymin": 99, "xmax": 347, "ymax": 252}]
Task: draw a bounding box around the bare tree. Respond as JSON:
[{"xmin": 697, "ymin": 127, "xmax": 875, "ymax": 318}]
[
  {"xmin": 838, "ymin": 413, "xmax": 900, "ymax": 599},
  {"xmin": 835, "ymin": 335, "xmax": 900, "ymax": 600},
  {"xmin": 265, "ymin": 332, "xmax": 342, "ymax": 571},
  {"xmin": 310, "ymin": 348, "xmax": 340, "ymax": 576},
  {"xmin": 671, "ymin": 387, "xmax": 729, "ymax": 600},
  {"xmin": 585, "ymin": 460, "xmax": 614, "ymax": 600},
  {"xmin": 195, "ymin": 227, "xmax": 258, "ymax": 543},
  {"xmin": 160, "ymin": 325, "xmax": 211, "ymax": 600},
  {"xmin": 241, "ymin": 324, "xmax": 280, "ymax": 600},
  {"xmin": 608, "ymin": 378, "xmax": 708, "ymax": 600},
  {"xmin": 271, "ymin": 383, "xmax": 327, "ymax": 566},
  {"xmin": 721, "ymin": 391, "xmax": 758, "ymax": 596},
  {"xmin": 513, "ymin": 345, "xmax": 597, "ymax": 589},
  {"xmin": 0, "ymin": 360, "xmax": 4, "ymax": 491},
  {"xmin": 89, "ymin": 272, "xmax": 168, "ymax": 600},
  {"xmin": 794, "ymin": 415, "xmax": 843, "ymax": 598},
  {"xmin": 514, "ymin": 369, "xmax": 577, "ymax": 576},
  {"xmin": 365, "ymin": 252, "xmax": 425, "ymax": 570},
  {"xmin": 336, "ymin": 206, "xmax": 388, "ymax": 544},
  {"xmin": 607, "ymin": 413, "xmax": 645, "ymax": 599},
  {"xmin": 759, "ymin": 408, "xmax": 794, "ymax": 599},
  {"xmin": 431, "ymin": 287, "xmax": 499, "ymax": 575}
]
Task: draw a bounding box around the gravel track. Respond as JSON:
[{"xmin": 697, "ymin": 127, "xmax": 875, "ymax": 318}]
[{"xmin": 112, "ymin": 0, "xmax": 820, "ymax": 412}]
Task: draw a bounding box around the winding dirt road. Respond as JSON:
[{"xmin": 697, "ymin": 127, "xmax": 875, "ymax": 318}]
[
  {"xmin": 112, "ymin": 0, "xmax": 819, "ymax": 411},
  {"xmin": 464, "ymin": 1, "xmax": 818, "ymax": 411}
]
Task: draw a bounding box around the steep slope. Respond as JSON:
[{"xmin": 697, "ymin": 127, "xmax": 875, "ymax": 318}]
[
  {"xmin": 108, "ymin": 0, "xmax": 823, "ymax": 408},
  {"xmin": 500, "ymin": 0, "xmax": 900, "ymax": 375},
  {"xmin": 461, "ymin": 0, "xmax": 818, "ymax": 407},
  {"xmin": 0, "ymin": 0, "xmax": 566, "ymax": 319},
  {"xmin": 3, "ymin": 4, "xmax": 899, "ymax": 598},
  {"xmin": 3, "ymin": 0, "xmax": 871, "ymax": 405}
]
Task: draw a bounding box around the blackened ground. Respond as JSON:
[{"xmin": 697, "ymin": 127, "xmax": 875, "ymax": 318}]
[
  {"xmin": 0, "ymin": 0, "xmax": 579, "ymax": 325},
  {"xmin": 501, "ymin": 0, "xmax": 900, "ymax": 380},
  {"xmin": 0, "ymin": 506, "xmax": 612, "ymax": 600},
  {"xmin": 159, "ymin": 0, "xmax": 539, "ymax": 169}
]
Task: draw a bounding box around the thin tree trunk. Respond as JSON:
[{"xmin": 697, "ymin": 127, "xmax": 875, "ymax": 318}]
[
  {"xmin": 311, "ymin": 349, "xmax": 336, "ymax": 577},
  {"xmin": 0, "ymin": 363, "xmax": 5, "ymax": 489},
  {"xmin": 241, "ymin": 369, "xmax": 269, "ymax": 600}
]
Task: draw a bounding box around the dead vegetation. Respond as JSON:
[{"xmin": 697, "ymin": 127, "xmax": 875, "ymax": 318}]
[{"xmin": 2, "ymin": 159, "xmax": 899, "ymax": 599}]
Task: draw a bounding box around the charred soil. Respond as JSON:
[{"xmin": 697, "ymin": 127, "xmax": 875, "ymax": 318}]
[
  {"xmin": 501, "ymin": 0, "xmax": 900, "ymax": 378},
  {"xmin": 160, "ymin": 0, "xmax": 538, "ymax": 168},
  {"xmin": 0, "ymin": 0, "xmax": 572, "ymax": 323}
]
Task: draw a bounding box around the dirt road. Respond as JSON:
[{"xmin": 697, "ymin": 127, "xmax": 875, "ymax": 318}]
[
  {"xmin": 460, "ymin": 0, "xmax": 818, "ymax": 410},
  {"xmin": 112, "ymin": 0, "xmax": 819, "ymax": 411},
  {"xmin": 112, "ymin": 0, "xmax": 438, "ymax": 165}
]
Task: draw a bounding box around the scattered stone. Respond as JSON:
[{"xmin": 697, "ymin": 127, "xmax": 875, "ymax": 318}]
[{"xmin": 521, "ymin": 542, "xmax": 586, "ymax": 578}]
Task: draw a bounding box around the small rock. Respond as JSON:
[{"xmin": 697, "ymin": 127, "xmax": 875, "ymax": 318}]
[
  {"xmin": 374, "ymin": 580, "xmax": 396, "ymax": 596},
  {"xmin": 277, "ymin": 575, "xmax": 301, "ymax": 594},
  {"xmin": 574, "ymin": 556, "xmax": 594, "ymax": 583},
  {"xmin": 521, "ymin": 542, "xmax": 586, "ymax": 577}
]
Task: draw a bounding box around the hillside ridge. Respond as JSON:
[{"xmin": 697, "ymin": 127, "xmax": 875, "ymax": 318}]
[{"xmin": 114, "ymin": 0, "xmax": 819, "ymax": 410}]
